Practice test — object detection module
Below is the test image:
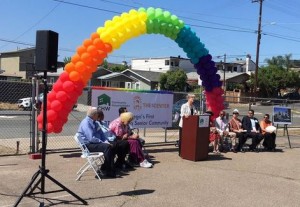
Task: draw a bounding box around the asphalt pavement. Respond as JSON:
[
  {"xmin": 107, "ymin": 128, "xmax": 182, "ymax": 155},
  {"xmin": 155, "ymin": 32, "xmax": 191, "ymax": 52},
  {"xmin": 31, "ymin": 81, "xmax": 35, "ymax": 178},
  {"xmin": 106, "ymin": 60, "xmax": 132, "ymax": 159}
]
[{"xmin": 0, "ymin": 134, "xmax": 300, "ymax": 207}]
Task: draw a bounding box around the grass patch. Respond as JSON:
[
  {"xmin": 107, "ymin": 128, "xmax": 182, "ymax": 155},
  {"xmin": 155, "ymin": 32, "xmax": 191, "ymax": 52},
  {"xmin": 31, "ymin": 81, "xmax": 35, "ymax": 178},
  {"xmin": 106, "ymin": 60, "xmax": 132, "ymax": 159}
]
[{"xmin": 0, "ymin": 102, "xmax": 19, "ymax": 110}]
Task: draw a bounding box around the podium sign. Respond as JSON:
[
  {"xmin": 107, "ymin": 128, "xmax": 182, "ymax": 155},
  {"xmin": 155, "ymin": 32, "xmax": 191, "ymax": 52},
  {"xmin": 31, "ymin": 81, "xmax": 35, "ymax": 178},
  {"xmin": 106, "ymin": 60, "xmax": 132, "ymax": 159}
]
[{"xmin": 181, "ymin": 115, "xmax": 209, "ymax": 161}]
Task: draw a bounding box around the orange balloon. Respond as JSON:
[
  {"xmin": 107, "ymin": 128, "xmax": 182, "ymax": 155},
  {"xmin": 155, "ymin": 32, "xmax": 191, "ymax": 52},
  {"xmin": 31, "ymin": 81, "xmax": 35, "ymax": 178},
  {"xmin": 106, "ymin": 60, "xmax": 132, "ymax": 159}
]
[
  {"xmin": 90, "ymin": 32, "xmax": 99, "ymax": 40},
  {"xmin": 83, "ymin": 39, "xmax": 92, "ymax": 48},
  {"xmin": 71, "ymin": 54, "xmax": 81, "ymax": 64},
  {"xmin": 98, "ymin": 50, "xmax": 107, "ymax": 59},
  {"xmin": 81, "ymin": 52, "xmax": 92, "ymax": 65},
  {"xmin": 69, "ymin": 71, "xmax": 81, "ymax": 81},
  {"xmin": 93, "ymin": 38, "xmax": 105, "ymax": 50},
  {"xmin": 87, "ymin": 45, "xmax": 98, "ymax": 57},
  {"xmin": 104, "ymin": 43, "xmax": 112, "ymax": 53},
  {"xmin": 64, "ymin": 62, "xmax": 75, "ymax": 73},
  {"xmin": 75, "ymin": 61, "xmax": 86, "ymax": 73},
  {"xmin": 82, "ymin": 73, "xmax": 92, "ymax": 83},
  {"xmin": 76, "ymin": 46, "xmax": 86, "ymax": 55}
]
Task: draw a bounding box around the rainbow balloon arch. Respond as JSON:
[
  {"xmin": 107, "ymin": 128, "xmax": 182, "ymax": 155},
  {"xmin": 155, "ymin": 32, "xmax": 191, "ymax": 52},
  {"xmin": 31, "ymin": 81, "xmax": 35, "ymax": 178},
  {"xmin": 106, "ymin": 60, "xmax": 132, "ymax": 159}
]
[{"xmin": 37, "ymin": 7, "xmax": 224, "ymax": 133}]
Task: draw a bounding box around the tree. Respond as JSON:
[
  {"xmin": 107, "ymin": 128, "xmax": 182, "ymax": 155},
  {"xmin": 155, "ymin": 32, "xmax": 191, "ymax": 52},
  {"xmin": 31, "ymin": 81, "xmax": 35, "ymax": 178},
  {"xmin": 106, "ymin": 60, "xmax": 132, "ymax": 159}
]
[
  {"xmin": 264, "ymin": 53, "xmax": 294, "ymax": 70},
  {"xmin": 250, "ymin": 65, "xmax": 300, "ymax": 97},
  {"xmin": 159, "ymin": 68, "xmax": 187, "ymax": 91},
  {"xmin": 63, "ymin": 57, "xmax": 71, "ymax": 65},
  {"xmin": 102, "ymin": 59, "xmax": 109, "ymax": 69}
]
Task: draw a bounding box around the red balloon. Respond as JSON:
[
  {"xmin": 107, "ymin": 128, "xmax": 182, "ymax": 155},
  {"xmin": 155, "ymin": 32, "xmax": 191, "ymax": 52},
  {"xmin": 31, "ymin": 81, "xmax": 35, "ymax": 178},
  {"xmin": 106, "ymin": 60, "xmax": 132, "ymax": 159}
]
[
  {"xmin": 47, "ymin": 123, "xmax": 54, "ymax": 133},
  {"xmin": 48, "ymin": 91, "xmax": 57, "ymax": 102},
  {"xmin": 47, "ymin": 109, "xmax": 58, "ymax": 122},
  {"xmin": 53, "ymin": 126, "xmax": 63, "ymax": 133},
  {"xmin": 53, "ymin": 80, "xmax": 63, "ymax": 92},
  {"xmin": 63, "ymin": 100, "xmax": 76, "ymax": 111},
  {"xmin": 63, "ymin": 81, "xmax": 75, "ymax": 93},
  {"xmin": 51, "ymin": 100, "xmax": 63, "ymax": 112},
  {"xmin": 37, "ymin": 114, "xmax": 43, "ymax": 123},
  {"xmin": 57, "ymin": 109, "xmax": 69, "ymax": 120},
  {"xmin": 38, "ymin": 123, "xmax": 43, "ymax": 130},
  {"xmin": 74, "ymin": 81, "xmax": 85, "ymax": 93},
  {"xmin": 66, "ymin": 91, "xmax": 78, "ymax": 102},
  {"xmin": 56, "ymin": 90, "xmax": 68, "ymax": 102},
  {"xmin": 59, "ymin": 72, "xmax": 70, "ymax": 82}
]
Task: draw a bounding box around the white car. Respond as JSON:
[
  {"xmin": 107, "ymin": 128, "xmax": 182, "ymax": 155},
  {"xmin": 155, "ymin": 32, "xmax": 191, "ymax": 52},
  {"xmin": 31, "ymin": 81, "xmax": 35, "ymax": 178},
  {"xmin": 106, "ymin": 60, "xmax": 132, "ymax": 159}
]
[{"xmin": 17, "ymin": 97, "xmax": 32, "ymax": 110}]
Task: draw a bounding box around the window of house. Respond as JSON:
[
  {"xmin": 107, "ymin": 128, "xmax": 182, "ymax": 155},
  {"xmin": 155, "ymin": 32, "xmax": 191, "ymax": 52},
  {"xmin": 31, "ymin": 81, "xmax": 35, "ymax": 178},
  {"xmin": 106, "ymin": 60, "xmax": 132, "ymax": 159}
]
[
  {"xmin": 174, "ymin": 60, "xmax": 179, "ymax": 66},
  {"xmin": 233, "ymin": 67, "xmax": 237, "ymax": 72},
  {"xmin": 165, "ymin": 60, "xmax": 169, "ymax": 65},
  {"xmin": 171, "ymin": 61, "xmax": 174, "ymax": 66},
  {"xmin": 135, "ymin": 82, "xmax": 140, "ymax": 90},
  {"xmin": 228, "ymin": 66, "xmax": 232, "ymax": 72},
  {"xmin": 125, "ymin": 82, "xmax": 132, "ymax": 89}
]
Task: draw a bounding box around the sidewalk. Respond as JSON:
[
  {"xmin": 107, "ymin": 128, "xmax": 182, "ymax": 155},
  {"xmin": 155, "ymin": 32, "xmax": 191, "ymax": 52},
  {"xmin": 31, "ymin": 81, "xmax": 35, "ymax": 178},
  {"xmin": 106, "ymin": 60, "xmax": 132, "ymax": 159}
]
[{"xmin": 0, "ymin": 135, "xmax": 300, "ymax": 207}]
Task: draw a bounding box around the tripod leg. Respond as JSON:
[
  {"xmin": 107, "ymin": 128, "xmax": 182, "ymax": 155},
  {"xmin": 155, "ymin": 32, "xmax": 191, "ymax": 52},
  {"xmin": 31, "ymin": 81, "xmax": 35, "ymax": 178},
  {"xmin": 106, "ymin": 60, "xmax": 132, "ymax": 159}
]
[
  {"xmin": 45, "ymin": 173, "xmax": 87, "ymax": 205},
  {"xmin": 285, "ymin": 125, "xmax": 292, "ymax": 148},
  {"xmin": 13, "ymin": 170, "xmax": 41, "ymax": 207}
]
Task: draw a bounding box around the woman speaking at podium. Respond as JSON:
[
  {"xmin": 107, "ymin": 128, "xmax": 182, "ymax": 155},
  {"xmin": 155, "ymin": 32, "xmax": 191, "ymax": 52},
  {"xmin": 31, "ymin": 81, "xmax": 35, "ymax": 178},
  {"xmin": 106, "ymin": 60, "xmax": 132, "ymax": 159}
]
[{"xmin": 178, "ymin": 93, "xmax": 197, "ymax": 155}]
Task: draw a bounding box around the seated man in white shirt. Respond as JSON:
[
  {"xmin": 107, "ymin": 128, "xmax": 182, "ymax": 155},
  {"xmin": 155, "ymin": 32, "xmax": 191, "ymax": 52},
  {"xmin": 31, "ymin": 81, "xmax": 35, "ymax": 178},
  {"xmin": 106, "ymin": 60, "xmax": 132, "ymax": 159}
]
[{"xmin": 214, "ymin": 110, "xmax": 237, "ymax": 153}]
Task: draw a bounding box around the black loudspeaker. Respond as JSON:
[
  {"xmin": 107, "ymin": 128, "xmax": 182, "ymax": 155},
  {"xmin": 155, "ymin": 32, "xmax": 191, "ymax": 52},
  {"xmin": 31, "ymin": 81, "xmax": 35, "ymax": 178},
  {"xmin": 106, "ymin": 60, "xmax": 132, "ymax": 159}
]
[{"xmin": 35, "ymin": 30, "xmax": 58, "ymax": 72}]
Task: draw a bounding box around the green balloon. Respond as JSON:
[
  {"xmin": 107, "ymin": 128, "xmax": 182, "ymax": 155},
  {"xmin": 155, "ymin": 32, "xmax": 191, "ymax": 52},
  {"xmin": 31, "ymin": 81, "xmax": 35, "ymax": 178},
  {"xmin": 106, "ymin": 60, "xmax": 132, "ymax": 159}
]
[
  {"xmin": 163, "ymin": 11, "xmax": 171, "ymax": 21},
  {"xmin": 138, "ymin": 7, "xmax": 146, "ymax": 13},
  {"xmin": 155, "ymin": 8, "xmax": 163, "ymax": 20},
  {"xmin": 147, "ymin": 7, "xmax": 156, "ymax": 19},
  {"xmin": 171, "ymin": 15, "xmax": 179, "ymax": 25}
]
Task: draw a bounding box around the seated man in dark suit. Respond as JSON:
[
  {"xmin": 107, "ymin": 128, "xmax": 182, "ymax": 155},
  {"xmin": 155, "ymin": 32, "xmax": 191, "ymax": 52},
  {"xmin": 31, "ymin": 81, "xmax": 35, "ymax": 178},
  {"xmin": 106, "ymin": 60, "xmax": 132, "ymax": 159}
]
[{"xmin": 241, "ymin": 109, "xmax": 263, "ymax": 151}]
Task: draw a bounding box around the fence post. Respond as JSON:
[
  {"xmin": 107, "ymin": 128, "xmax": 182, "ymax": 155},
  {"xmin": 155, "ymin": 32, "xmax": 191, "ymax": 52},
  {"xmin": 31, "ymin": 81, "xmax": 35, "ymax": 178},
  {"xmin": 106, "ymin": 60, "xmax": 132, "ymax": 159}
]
[{"xmin": 30, "ymin": 77, "xmax": 36, "ymax": 153}]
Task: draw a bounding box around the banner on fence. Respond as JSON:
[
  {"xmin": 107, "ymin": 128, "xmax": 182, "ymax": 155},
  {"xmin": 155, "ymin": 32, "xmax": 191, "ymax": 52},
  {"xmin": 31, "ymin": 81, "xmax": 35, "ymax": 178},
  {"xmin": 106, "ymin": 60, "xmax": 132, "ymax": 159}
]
[{"xmin": 91, "ymin": 87, "xmax": 174, "ymax": 128}]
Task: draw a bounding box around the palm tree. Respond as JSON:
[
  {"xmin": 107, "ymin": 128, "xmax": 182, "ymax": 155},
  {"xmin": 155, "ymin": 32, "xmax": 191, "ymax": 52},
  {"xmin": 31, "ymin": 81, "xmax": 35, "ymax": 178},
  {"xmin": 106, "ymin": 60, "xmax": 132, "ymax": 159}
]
[
  {"xmin": 264, "ymin": 54, "xmax": 294, "ymax": 70},
  {"xmin": 63, "ymin": 57, "xmax": 71, "ymax": 65}
]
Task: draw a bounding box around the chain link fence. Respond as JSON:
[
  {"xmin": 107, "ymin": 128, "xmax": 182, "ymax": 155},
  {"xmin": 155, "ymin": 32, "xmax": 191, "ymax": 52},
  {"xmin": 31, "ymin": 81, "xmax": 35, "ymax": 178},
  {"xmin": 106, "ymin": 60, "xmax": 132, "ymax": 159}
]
[{"xmin": 1, "ymin": 80, "xmax": 300, "ymax": 156}]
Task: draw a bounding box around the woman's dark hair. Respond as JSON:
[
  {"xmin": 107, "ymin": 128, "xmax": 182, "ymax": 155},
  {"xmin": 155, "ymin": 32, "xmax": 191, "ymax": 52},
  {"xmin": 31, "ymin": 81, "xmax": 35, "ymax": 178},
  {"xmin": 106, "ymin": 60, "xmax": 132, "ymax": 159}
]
[{"xmin": 119, "ymin": 107, "xmax": 127, "ymax": 115}]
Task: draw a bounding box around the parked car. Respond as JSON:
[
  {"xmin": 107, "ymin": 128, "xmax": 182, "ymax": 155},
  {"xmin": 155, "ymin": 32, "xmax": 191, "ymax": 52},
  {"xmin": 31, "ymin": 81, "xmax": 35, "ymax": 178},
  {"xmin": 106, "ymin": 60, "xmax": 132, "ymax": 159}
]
[
  {"xmin": 260, "ymin": 92, "xmax": 300, "ymax": 106},
  {"xmin": 17, "ymin": 97, "xmax": 32, "ymax": 110},
  {"xmin": 17, "ymin": 93, "xmax": 77, "ymax": 110}
]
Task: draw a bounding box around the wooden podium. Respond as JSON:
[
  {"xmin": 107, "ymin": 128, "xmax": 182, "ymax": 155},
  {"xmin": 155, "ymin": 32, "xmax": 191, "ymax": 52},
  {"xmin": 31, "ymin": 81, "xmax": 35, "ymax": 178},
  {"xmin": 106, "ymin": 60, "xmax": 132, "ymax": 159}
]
[{"xmin": 180, "ymin": 115, "xmax": 209, "ymax": 161}]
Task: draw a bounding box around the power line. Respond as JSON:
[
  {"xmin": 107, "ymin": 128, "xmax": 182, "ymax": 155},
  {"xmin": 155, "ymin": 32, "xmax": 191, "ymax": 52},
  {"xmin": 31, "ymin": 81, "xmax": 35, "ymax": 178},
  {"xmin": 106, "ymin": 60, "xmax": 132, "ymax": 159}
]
[
  {"xmin": 0, "ymin": 3, "xmax": 61, "ymax": 49},
  {"xmin": 53, "ymin": 0, "xmax": 120, "ymax": 14}
]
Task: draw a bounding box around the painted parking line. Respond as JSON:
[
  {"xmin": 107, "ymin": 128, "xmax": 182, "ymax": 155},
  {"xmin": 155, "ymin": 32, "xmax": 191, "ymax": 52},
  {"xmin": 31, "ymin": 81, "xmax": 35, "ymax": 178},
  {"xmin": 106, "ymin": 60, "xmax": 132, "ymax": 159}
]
[{"xmin": 0, "ymin": 116, "xmax": 17, "ymax": 119}]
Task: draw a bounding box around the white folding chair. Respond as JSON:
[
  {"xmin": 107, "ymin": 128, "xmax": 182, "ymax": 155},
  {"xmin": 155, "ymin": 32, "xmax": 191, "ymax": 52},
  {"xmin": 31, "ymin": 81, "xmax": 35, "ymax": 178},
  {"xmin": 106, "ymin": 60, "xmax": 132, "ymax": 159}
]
[{"xmin": 74, "ymin": 133, "xmax": 105, "ymax": 181}]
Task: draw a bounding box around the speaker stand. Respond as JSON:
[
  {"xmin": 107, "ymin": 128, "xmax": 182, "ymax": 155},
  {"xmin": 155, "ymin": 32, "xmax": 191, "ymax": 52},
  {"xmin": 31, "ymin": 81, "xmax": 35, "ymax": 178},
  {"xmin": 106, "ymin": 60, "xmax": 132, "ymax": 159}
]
[{"xmin": 14, "ymin": 72, "xmax": 87, "ymax": 207}]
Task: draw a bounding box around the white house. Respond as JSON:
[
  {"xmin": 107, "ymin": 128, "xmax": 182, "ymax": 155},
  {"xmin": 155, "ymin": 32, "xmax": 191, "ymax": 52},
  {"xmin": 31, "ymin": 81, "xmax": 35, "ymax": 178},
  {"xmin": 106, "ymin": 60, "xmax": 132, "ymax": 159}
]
[{"xmin": 131, "ymin": 56, "xmax": 195, "ymax": 73}]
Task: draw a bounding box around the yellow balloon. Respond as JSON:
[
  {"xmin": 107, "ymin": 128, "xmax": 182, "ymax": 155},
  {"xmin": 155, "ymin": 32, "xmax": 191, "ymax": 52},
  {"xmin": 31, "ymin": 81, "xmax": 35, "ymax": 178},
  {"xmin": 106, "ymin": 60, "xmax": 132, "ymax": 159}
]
[
  {"xmin": 104, "ymin": 20, "xmax": 113, "ymax": 28},
  {"xmin": 129, "ymin": 9, "xmax": 138, "ymax": 15},
  {"xmin": 112, "ymin": 15, "xmax": 121, "ymax": 23},
  {"xmin": 121, "ymin": 12, "xmax": 129, "ymax": 19},
  {"xmin": 138, "ymin": 12, "xmax": 147, "ymax": 21},
  {"xmin": 97, "ymin": 27, "xmax": 105, "ymax": 35}
]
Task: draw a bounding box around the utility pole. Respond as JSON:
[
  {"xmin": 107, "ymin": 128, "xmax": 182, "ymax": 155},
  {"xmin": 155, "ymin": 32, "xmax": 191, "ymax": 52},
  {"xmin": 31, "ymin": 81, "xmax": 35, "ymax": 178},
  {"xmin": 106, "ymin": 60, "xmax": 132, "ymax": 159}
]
[
  {"xmin": 223, "ymin": 53, "xmax": 226, "ymax": 95},
  {"xmin": 253, "ymin": 0, "xmax": 263, "ymax": 97}
]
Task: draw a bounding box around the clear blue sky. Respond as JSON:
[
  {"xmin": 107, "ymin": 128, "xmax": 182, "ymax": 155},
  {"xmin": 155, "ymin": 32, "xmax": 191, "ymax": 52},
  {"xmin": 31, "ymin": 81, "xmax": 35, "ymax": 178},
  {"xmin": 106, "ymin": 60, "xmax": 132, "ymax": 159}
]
[{"xmin": 1, "ymin": 0, "xmax": 300, "ymax": 65}]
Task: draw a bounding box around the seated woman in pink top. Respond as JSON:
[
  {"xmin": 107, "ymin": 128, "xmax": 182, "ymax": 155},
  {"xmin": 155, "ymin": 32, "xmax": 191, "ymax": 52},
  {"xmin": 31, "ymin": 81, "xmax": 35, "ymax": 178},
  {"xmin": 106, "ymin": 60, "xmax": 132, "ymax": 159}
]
[{"xmin": 109, "ymin": 112, "xmax": 152, "ymax": 168}]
